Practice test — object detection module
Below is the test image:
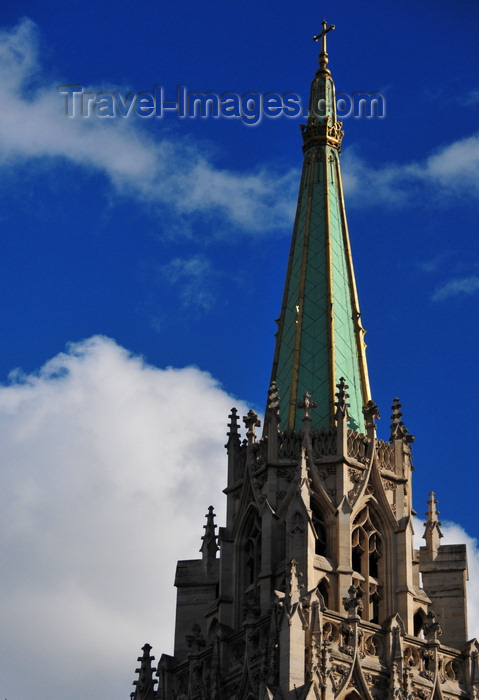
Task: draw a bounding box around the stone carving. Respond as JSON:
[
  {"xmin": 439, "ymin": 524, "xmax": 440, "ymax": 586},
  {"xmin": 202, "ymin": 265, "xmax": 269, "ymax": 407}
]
[
  {"xmin": 347, "ymin": 429, "xmax": 369, "ymax": 462},
  {"xmin": 376, "ymin": 439, "xmax": 395, "ymax": 471},
  {"xmin": 404, "ymin": 645, "xmax": 420, "ymax": 668},
  {"xmin": 343, "ymin": 585, "xmax": 363, "ymax": 618},
  {"xmin": 322, "ymin": 621, "xmax": 340, "ymax": 644},
  {"xmin": 423, "ymin": 610, "xmax": 442, "ymax": 643},
  {"xmin": 363, "ymin": 399, "xmax": 380, "ymax": 430},
  {"xmin": 186, "ymin": 624, "xmax": 206, "ymax": 654},
  {"xmin": 298, "ymin": 391, "xmax": 318, "ymax": 423},
  {"xmin": 243, "ymin": 409, "xmax": 261, "ymax": 443},
  {"xmin": 311, "ymin": 427, "xmax": 336, "ymax": 456},
  {"xmin": 278, "ymin": 430, "xmax": 302, "ymax": 458},
  {"xmin": 329, "ymin": 663, "xmax": 349, "ymax": 694},
  {"xmin": 364, "ymin": 634, "xmax": 380, "ymax": 657}
]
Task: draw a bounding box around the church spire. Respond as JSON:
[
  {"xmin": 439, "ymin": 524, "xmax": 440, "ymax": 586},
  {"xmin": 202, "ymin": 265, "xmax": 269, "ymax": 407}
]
[{"xmin": 270, "ymin": 23, "xmax": 370, "ymax": 432}]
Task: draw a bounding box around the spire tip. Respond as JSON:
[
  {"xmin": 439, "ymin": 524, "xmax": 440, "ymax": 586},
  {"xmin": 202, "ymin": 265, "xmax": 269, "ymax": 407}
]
[{"xmin": 313, "ymin": 20, "xmax": 336, "ymax": 73}]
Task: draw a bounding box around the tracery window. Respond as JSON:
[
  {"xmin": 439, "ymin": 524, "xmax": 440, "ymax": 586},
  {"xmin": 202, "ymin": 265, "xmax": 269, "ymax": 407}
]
[{"xmin": 351, "ymin": 505, "xmax": 383, "ymax": 623}]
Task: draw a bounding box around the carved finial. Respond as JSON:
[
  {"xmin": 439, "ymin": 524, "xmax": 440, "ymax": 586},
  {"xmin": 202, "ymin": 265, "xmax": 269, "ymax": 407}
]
[
  {"xmin": 225, "ymin": 407, "xmax": 240, "ymax": 448},
  {"xmin": 342, "ymin": 584, "xmax": 363, "ymax": 619},
  {"xmin": 267, "ymin": 381, "xmax": 280, "ymax": 415},
  {"xmin": 426, "ymin": 492, "xmax": 441, "ymax": 524},
  {"xmin": 186, "ymin": 623, "xmax": 206, "ymax": 654},
  {"xmin": 243, "ymin": 409, "xmax": 261, "ymax": 444},
  {"xmin": 264, "ymin": 381, "xmax": 280, "ymax": 458},
  {"xmin": 423, "ymin": 492, "xmax": 443, "ymax": 558},
  {"xmin": 131, "ymin": 643, "xmax": 157, "ymax": 700},
  {"xmin": 265, "ymin": 381, "xmax": 281, "ymax": 429},
  {"xmin": 335, "ymin": 378, "xmax": 350, "ymax": 417},
  {"xmin": 227, "ymin": 407, "xmax": 239, "ymax": 435},
  {"xmin": 390, "ymin": 398, "xmax": 414, "ymax": 443},
  {"xmin": 313, "ymin": 20, "xmax": 335, "ymax": 74},
  {"xmin": 200, "ymin": 505, "xmax": 219, "ymax": 563},
  {"xmin": 423, "ymin": 610, "xmax": 442, "ymax": 643},
  {"xmin": 298, "ymin": 391, "xmax": 318, "ymax": 425},
  {"xmin": 362, "ymin": 399, "xmax": 380, "ymax": 434}
]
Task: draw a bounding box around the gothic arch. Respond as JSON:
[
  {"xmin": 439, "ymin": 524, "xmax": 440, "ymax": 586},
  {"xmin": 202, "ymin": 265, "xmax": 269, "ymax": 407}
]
[
  {"xmin": 365, "ymin": 495, "xmax": 397, "ymax": 621},
  {"xmin": 235, "ymin": 505, "xmax": 262, "ymax": 626},
  {"xmin": 413, "ymin": 608, "xmax": 427, "ymax": 638},
  {"xmin": 207, "ymin": 617, "xmax": 219, "ymax": 645},
  {"xmin": 236, "ymin": 503, "xmax": 261, "ymax": 547},
  {"xmin": 231, "ymin": 476, "xmax": 257, "ymax": 539},
  {"xmin": 317, "ymin": 576, "xmax": 330, "ymax": 608},
  {"xmin": 351, "ymin": 500, "xmax": 388, "ymax": 624}
]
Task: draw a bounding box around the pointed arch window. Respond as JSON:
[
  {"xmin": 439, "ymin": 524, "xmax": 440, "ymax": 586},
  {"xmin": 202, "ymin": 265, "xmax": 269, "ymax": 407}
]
[
  {"xmin": 311, "ymin": 501, "xmax": 328, "ymax": 557},
  {"xmin": 414, "ymin": 609, "xmax": 426, "ymax": 638},
  {"xmin": 238, "ymin": 511, "xmax": 262, "ymax": 624},
  {"xmin": 351, "ymin": 505, "xmax": 383, "ymax": 623},
  {"xmin": 245, "ymin": 532, "xmax": 261, "ymax": 588},
  {"xmin": 318, "ymin": 578, "xmax": 329, "ymax": 608}
]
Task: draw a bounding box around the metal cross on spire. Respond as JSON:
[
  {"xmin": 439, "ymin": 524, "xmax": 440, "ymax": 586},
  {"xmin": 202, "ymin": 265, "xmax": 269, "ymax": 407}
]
[{"xmin": 313, "ymin": 20, "xmax": 335, "ymax": 72}]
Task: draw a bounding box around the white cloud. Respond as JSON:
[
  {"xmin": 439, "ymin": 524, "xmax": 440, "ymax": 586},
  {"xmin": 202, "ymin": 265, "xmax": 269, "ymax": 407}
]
[
  {"xmin": 456, "ymin": 88, "xmax": 479, "ymax": 108},
  {"xmin": 0, "ymin": 336, "xmax": 250, "ymax": 700},
  {"xmin": 432, "ymin": 274, "xmax": 479, "ymax": 301},
  {"xmin": 418, "ymin": 134, "xmax": 479, "ymax": 192},
  {"xmin": 415, "ymin": 252, "xmax": 452, "ymax": 274},
  {"xmin": 342, "ymin": 133, "xmax": 479, "ymax": 206},
  {"xmin": 160, "ymin": 254, "xmax": 215, "ymax": 309},
  {"xmin": 0, "ymin": 19, "xmax": 298, "ymax": 236}
]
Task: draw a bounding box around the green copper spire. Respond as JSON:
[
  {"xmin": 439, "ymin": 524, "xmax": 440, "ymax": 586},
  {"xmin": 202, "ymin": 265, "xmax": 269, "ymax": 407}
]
[{"xmin": 270, "ymin": 23, "xmax": 370, "ymax": 432}]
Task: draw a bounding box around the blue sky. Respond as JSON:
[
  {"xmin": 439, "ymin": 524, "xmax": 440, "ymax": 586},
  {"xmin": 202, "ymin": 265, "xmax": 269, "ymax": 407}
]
[{"xmin": 0, "ymin": 1, "xmax": 477, "ymax": 699}]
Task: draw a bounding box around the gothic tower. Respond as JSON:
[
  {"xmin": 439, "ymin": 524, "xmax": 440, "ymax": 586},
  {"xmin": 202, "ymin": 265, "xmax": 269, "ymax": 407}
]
[{"xmin": 130, "ymin": 24, "xmax": 477, "ymax": 700}]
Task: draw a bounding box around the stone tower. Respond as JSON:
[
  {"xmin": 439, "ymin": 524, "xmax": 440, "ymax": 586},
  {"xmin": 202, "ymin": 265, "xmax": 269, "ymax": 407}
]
[{"xmin": 130, "ymin": 23, "xmax": 477, "ymax": 700}]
